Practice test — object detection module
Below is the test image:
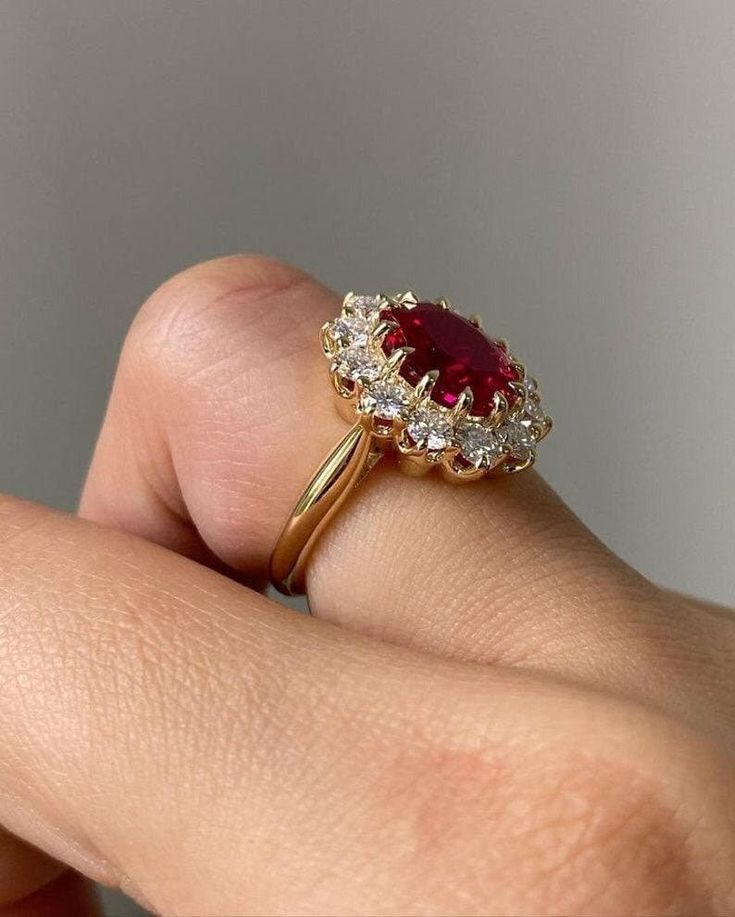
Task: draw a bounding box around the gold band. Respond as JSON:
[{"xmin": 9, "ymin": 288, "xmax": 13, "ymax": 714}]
[{"xmin": 269, "ymin": 423, "xmax": 383, "ymax": 595}]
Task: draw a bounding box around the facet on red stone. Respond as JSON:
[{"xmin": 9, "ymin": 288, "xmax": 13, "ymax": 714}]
[{"xmin": 380, "ymin": 302, "xmax": 521, "ymax": 416}]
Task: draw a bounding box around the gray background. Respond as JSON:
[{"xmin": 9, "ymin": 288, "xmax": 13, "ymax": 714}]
[{"xmin": 0, "ymin": 2, "xmax": 733, "ymax": 914}]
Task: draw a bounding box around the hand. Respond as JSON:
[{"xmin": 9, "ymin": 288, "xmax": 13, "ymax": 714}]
[{"xmin": 2, "ymin": 256, "xmax": 733, "ymax": 916}]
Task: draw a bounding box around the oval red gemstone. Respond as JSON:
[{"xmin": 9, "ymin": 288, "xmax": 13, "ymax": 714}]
[{"xmin": 381, "ymin": 302, "xmax": 520, "ymax": 416}]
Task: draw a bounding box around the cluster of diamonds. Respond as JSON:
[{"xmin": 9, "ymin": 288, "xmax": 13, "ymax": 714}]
[{"xmin": 320, "ymin": 292, "xmax": 552, "ymax": 480}]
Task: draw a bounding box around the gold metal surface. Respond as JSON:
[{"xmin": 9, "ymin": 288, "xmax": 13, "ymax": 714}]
[{"xmin": 269, "ymin": 422, "xmax": 382, "ymax": 595}]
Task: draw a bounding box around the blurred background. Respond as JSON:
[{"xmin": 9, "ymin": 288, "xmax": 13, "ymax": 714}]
[{"xmin": 1, "ymin": 2, "xmax": 733, "ymax": 913}]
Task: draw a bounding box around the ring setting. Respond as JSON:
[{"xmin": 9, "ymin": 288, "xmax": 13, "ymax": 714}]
[
  {"xmin": 321, "ymin": 291, "xmax": 552, "ymax": 481},
  {"xmin": 270, "ymin": 290, "xmax": 552, "ymax": 595}
]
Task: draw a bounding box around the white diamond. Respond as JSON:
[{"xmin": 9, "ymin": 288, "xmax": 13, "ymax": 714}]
[
  {"xmin": 504, "ymin": 419, "xmax": 536, "ymax": 449},
  {"xmin": 457, "ymin": 422, "xmax": 501, "ymax": 466},
  {"xmin": 523, "ymin": 395, "xmax": 546, "ymax": 423},
  {"xmin": 328, "ymin": 315, "xmax": 370, "ymax": 347},
  {"xmin": 406, "ymin": 407, "xmax": 453, "ymax": 452},
  {"xmin": 359, "ymin": 380, "xmax": 412, "ymax": 419},
  {"xmin": 348, "ymin": 294, "xmax": 382, "ymax": 318},
  {"xmin": 335, "ymin": 347, "xmax": 381, "ymax": 383}
]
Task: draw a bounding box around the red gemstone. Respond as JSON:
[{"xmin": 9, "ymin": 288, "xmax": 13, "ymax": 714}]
[{"xmin": 381, "ymin": 302, "xmax": 520, "ymax": 416}]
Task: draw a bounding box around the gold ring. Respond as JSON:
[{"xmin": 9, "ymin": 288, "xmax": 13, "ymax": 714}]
[{"xmin": 269, "ymin": 291, "xmax": 552, "ymax": 595}]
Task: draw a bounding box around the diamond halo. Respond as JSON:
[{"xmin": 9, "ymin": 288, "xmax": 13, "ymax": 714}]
[{"xmin": 320, "ymin": 291, "xmax": 552, "ymax": 481}]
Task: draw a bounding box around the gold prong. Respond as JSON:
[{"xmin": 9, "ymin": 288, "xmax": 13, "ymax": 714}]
[
  {"xmin": 371, "ymin": 415, "xmax": 395, "ymax": 438},
  {"xmin": 354, "ymin": 383, "xmax": 373, "ymax": 415},
  {"xmin": 492, "ymin": 337, "xmax": 509, "ymax": 351},
  {"xmin": 414, "ymin": 369, "xmax": 439, "ymax": 401},
  {"xmin": 489, "ymin": 390, "xmax": 509, "ymax": 424},
  {"xmin": 342, "ymin": 291, "xmax": 356, "ymax": 309},
  {"xmin": 329, "ymin": 366, "xmax": 354, "ymax": 399},
  {"xmin": 510, "ymin": 360, "xmax": 526, "ymax": 378},
  {"xmin": 507, "ymin": 381, "xmax": 527, "ymax": 419},
  {"xmin": 437, "ymin": 297, "xmax": 452, "ymax": 310},
  {"xmin": 451, "ymin": 386, "xmax": 474, "ymax": 419},
  {"xmin": 320, "ymin": 322, "xmax": 335, "ymax": 356},
  {"xmin": 508, "ymin": 380, "xmax": 526, "ymax": 401},
  {"xmin": 372, "ymin": 319, "xmax": 399, "ymax": 342},
  {"xmin": 536, "ymin": 416, "xmax": 553, "ymax": 441},
  {"xmin": 383, "ymin": 346, "xmax": 414, "ymax": 375},
  {"xmin": 442, "ymin": 458, "xmax": 487, "ymax": 484},
  {"xmin": 424, "ymin": 449, "xmax": 445, "ymax": 465},
  {"xmin": 504, "ymin": 449, "xmax": 536, "ymax": 475},
  {"xmin": 468, "ymin": 313, "xmax": 482, "ymax": 327},
  {"xmin": 398, "ymin": 290, "xmax": 419, "ymax": 305},
  {"xmin": 396, "ymin": 428, "xmax": 422, "ymax": 456}
]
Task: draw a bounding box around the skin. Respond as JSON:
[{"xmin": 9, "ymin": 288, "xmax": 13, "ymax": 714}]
[{"xmin": 0, "ymin": 254, "xmax": 733, "ymax": 916}]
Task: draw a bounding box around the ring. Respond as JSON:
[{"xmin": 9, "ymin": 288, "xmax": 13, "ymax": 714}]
[{"xmin": 269, "ymin": 291, "xmax": 552, "ymax": 595}]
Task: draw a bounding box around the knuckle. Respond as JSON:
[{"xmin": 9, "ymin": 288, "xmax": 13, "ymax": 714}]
[{"xmin": 122, "ymin": 253, "xmax": 312, "ymax": 384}]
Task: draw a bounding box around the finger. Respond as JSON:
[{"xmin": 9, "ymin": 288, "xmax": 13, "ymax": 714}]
[
  {"xmin": 79, "ymin": 256, "xmax": 733, "ymax": 716},
  {"xmin": 2, "ymin": 497, "xmax": 734, "ymax": 916}
]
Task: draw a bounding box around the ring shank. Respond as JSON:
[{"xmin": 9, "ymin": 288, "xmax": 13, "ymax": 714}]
[{"xmin": 269, "ymin": 423, "xmax": 382, "ymax": 595}]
